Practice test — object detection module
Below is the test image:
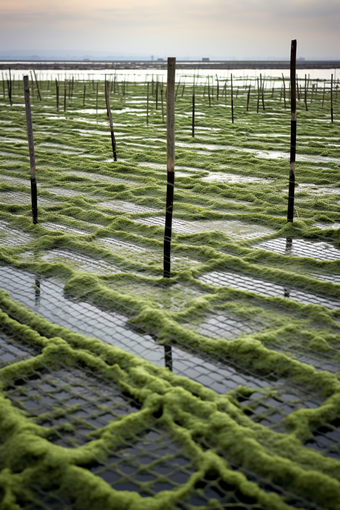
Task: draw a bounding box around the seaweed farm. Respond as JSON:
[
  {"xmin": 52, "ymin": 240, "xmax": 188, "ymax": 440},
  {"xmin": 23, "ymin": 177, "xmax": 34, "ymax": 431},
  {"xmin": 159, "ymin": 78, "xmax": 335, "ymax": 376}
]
[{"xmin": 0, "ymin": 69, "xmax": 340, "ymax": 510}]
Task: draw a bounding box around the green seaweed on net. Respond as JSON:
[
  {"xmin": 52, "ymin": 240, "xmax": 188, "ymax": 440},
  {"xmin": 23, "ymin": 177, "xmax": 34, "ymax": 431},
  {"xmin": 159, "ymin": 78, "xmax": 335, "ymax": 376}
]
[{"xmin": 0, "ymin": 75, "xmax": 340, "ymax": 508}]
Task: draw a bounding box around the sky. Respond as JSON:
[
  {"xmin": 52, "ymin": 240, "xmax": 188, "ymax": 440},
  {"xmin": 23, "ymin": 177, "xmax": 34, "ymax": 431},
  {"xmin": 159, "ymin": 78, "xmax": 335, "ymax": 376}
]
[{"xmin": 0, "ymin": 0, "xmax": 339, "ymax": 60}]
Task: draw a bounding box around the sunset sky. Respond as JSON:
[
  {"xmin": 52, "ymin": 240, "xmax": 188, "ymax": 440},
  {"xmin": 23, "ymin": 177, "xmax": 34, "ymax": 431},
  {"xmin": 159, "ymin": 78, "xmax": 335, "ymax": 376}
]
[{"xmin": 1, "ymin": 0, "xmax": 339, "ymax": 59}]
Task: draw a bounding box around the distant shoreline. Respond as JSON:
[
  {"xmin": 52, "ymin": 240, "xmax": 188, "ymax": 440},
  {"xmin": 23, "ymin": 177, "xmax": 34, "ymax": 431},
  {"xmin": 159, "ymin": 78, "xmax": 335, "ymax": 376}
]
[{"xmin": 1, "ymin": 60, "xmax": 339, "ymax": 71}]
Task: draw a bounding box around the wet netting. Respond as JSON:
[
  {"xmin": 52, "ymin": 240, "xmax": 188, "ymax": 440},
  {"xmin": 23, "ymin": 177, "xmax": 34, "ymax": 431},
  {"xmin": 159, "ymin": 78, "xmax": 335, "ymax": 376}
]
[{"xmin": 0, "ymin": 71, "xmax": 340, "ymax": 510}]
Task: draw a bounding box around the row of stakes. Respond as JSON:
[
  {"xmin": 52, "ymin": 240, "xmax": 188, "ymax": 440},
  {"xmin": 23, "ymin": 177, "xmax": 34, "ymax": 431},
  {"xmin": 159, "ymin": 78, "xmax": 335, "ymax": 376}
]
[{"xmin": 22, "ymin": 45, "xmax": 299, "ymax": 279}]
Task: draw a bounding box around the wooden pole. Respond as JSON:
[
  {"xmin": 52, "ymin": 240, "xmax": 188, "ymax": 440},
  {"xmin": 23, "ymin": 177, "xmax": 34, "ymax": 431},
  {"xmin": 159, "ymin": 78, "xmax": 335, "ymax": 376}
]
[
  {"xmin": 83, "ymin": 84, "xmax": 86, "ymax": 107},
  {"xmin": 55, "ymin": 79, "xmax": 59, "ymax": 111},
  {"xmin": 23, "ymin": 76, "xmax": 38, "ymax": 224},
  {"xmin": 304, "ymin": 74, "xmax": 308, "ymax": 111},
  {"xmin": 282, "ymin": 73, "xmax": 287, "ymax": 108},
  {"xmin": 322, "ymin": 81, "xmax": 326, "ymax": 107},
  {"xmin": 287, "ymin": 39, "xmax": 297, "ymax": 223},
  {"xmin": 8, "ymin": 68, "xmax": 12, "ymax": 105},
  {"xmin": 163, "ymin": 57, "xmax": 176, "ymax": 278},
  {"xmin": 161, "ymin": 84, "xmax": 164, "ymax": 123},
  {"xmin": 96, "ymin": 82, "xmax": 99, "ymax": 114},
  {"xmin": 192, "ymin": 83, "xmax": 195, "ymax": 137},
  {"xmin": 247, "ymin": 84, "xmax": 251, "ymax": 111},
  {"xmin": 231, "ymin": 73, "xmax": 234, "ymax": 123},
  {"xmin": 156, "ymin": 80, "xmax": 159, "ymax": 109},
  {"xmin": 208, "ymin": 76, "xmax": 211, "ymax": 107},
  {"xmin": 147, "ymin": 82, "xmax": 149, "ymax": 125},
  {"xmin": 64, "ymin": 82, "xmax": 66, "ymax": 112},
  {"xmin": 105, "ymin": 80, "xmax": 117, "ymax": 161},
  {"xmin": 33, "ymin": 69, "xmax": 42, "ymax": 101},
  {"xmin": 175, "ymin": 77, "xmax": 181, "ymax": 101},
  {"xmin": 331, "ymin": 74, "xmax": 334, "ymax": 123},
  {"xmin": 256, "ymin": 77, "xmax": 260, "ymax": 113}
]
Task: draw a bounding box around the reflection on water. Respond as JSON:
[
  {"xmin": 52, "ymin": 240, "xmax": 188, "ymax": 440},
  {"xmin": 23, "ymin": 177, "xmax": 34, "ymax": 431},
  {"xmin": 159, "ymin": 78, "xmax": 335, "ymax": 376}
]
[
  {"xmin": 4, "ymin": 67, "xmax": 335, "ymax": 85},
  {"xmin": 0, "ymin": 265, "xmax": 273, "ymax": 393},
  {"xmin": 285, "ymin": 238, "xmax": 292, "ymax": 255},
  {"xmin": 164, "ymin": 345, "xmax": 173, "ymax": 371},
  {"xmin": 34, "ymin": 277, "xmax": 41, "ymax": 307}
]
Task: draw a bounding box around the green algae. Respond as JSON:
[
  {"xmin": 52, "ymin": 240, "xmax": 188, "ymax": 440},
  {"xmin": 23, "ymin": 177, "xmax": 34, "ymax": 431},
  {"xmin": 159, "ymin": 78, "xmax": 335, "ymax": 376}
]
[{"xmin": 0, "ymin": 75, "xmax": 340, "ymax": 509}]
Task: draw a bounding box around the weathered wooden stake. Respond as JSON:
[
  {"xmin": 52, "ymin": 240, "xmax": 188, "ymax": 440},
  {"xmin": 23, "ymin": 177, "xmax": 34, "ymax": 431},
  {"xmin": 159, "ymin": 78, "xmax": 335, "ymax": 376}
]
[
  {"xmin": 64, "ymin": 83, "xmax": 66, "ymax": 112},
  {"xmin": 33, "ymin": 69, "xmax": 42, "ymax": 101},
  {"xmin": 161, "ymin": 84, "xmax": 164, "ymax": 123},
  {"xmin": 304, "ymin": 74, "xmax": 308, "ymax": 111},
  {"xmin": 287, "ymin": 39, "xmax": 297, "ymax": 223},
  {"xmin": 256, "ymin": 77, "xmax": 260, "ymax": 113},
  {"xmin": 163, "ymin": 57, "xmax": 176, "ymax": 278},
  {"xmin": 7, "ymin": 68, "xmax": 12, "ymax": 105},
  {"xmin": 208, "ymin": 76, "xmax": 211, "ymax": 107},
  {"xmin": 96, "ymin": 82, "xmax": 99, "ymax": 114},
  {"xmin": 155, "ymin": 80, "xmax": 159, "ymax": 109},
  {"xmin": 147, "ymin": 82, "xmax": 149, "ymax": 125},
  {"xmin": 23, "ymin": 76, "xmax": 38, "ymax": 224},
  {"xmin": 105, "ymin": 80, "xmax": 117, "ymax": 161},
  {"xmin": 55, "ymin": 79, "xmax": 59, "ymax": 111},
  {"xmin": 247, "ymin": 84, "xmax": 251, "ymax": 111},
  {"xmin": 192, "ymin": 83, "xmax": 195, "ymax": 137},
  {"xmin": 322, "ymin": 81, "xmax": 326, "ymax": 107},
  {"xmin": 261, "ymin": 76, "xmax": 265, "ymax": 110},
  {"xmin": 231, "ymin": 73, "xmax": 234, "ymax": 123},
  {"xmin": 331, "ymin": 74, "xmax": 334, "ymax": 123},
  {"xmin": 282, "ymin": 73, "xmax": 287, "ymax": 108}
]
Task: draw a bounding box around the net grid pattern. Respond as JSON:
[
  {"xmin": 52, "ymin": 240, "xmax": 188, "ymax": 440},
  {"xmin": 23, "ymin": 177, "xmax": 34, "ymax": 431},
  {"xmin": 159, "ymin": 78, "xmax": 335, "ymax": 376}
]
[{"xmin": 0, "ymin": 73, "xmax": 340, "ymax": 510}]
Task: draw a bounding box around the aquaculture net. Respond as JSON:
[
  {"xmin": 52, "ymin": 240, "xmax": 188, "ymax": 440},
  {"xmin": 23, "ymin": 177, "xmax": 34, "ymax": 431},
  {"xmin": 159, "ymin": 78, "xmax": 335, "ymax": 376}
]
[{"xmin": 0, "ymin": 72, "xmax": 340, "ymax": 510}]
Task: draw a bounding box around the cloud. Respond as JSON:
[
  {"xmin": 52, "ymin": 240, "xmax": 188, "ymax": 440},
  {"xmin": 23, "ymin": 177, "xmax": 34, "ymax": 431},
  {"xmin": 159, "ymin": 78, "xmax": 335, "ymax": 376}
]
[{"xmin": 0, "ymin": 0, "xmax": 338, "ymax": 58}]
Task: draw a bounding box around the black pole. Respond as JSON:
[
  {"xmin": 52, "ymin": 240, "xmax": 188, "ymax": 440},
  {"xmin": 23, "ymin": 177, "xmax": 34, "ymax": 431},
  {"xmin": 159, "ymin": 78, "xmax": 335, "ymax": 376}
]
[
  {"xmin": 287, "ymin": 40, "xmax": 297, "ymax": 223},
  {"xmin": 163, "ymin": 57, "xmax": 176, "ymax": 278},
  {"xmin": 23, "ymin": 76, "xmax": 38, "ymax": 224},
  {"xmin": 105, "ymin": 80, "xmax": 117, "ymax": 161}
]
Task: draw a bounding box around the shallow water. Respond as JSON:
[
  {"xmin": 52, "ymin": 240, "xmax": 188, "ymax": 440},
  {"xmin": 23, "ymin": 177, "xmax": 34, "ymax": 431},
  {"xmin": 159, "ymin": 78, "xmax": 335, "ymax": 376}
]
[
  {"xmin": 41, "ymin": 222, "xmax": 91, "ymax": 236},
  {"xmin": 135, "ymin": 216, "xmax": 275, "ymax": 239},
  {"xmin": 198, "ymin": 270, "xmax": 340, "ymax": 310},
  {"xmin": 97, "ymin": 200, "xmax": 160, "ymax": 214},
  {"xmin": 0, "ymin": 265, "xmax": 275, "ymax": 394},
  {"xmin": 255, "ymin": 237, "xmax": 340, "ymax": 262},
  {"xmin": 201, "ymin": 172, "xmax": 269, "ymax": 184}
]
